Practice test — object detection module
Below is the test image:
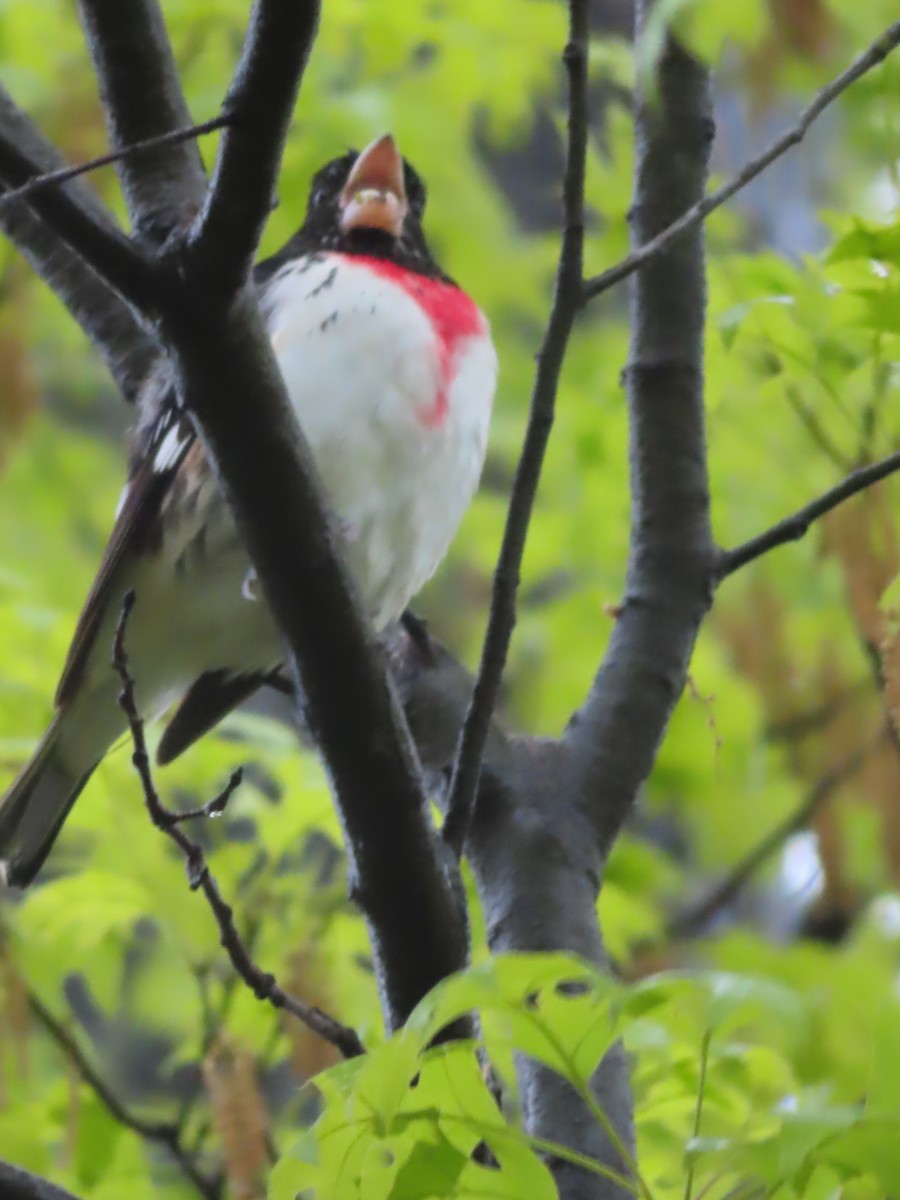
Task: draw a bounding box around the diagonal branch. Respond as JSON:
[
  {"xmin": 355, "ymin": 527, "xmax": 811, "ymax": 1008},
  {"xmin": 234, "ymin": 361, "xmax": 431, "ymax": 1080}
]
[
  {"xmin": 169, "ymin": 290, "xmax": 469, "ymax": 1032},
  {"xmin": 188, "ymin": 0, "xmax": 320, "ymax": 294},
  {"xmin": 581, "ymin": 20, "xmax": 900, "ymax": 304},
  {"xmin": 0, "ymin": 129, "xmax": 159, "ymax": 312},
  {"xmin": 0, "ymin": 86, "xmax": 156, "ymax": 401},
  {"xmin": 76, "ymin": 0, "xmax": 208, "ymax": 237},
  {"xmin": 441, "ymin": 0, "xmax": 590, "ymax": 857},
  {"xmin": 0, "ymin": 1164, "xmax": 83, "ymax": 1200},
  {"xmin": 0, "ymin": 116, "xmax": 231, "ymax": 212},
  {"xmin": 718, "ymin": 449, "xmax": 900, "ymax": 579},
  {"xmin": 28, "ymin": 991, "xmax": 221, "ymax": 1200},
  {"xmin": 113, "ymin": 592, "xmax": 365, "ymax": 1061}
]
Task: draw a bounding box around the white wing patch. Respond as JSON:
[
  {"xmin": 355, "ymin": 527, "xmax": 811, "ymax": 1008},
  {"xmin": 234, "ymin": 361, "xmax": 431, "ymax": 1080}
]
[
  {"xmin": 113, "ymin": 483, "xmax": 130, "ymax": 520},
  {"xmin": 153, "ymin": 424, "xmax": 187, "ymax": 473}
]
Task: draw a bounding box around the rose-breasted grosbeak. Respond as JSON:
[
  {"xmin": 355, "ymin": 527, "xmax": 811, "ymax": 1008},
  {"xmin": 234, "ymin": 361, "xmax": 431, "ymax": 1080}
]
[{"xmin": 0, "ymin": 134, "xmax": 497, "ymax": 887}]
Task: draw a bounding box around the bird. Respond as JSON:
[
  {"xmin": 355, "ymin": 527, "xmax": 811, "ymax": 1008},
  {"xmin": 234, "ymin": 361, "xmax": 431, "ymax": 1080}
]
[{"xmin": 0, "ymin": 133, "xmax": 497, "ymax": 888}]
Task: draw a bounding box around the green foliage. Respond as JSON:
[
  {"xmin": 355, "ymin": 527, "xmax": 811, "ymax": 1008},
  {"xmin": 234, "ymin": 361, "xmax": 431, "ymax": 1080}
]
[
  {"xmin": 270, "ymin": 954, "xmax": 900, "ymax": 1200},
  {"xmin": 0, "ymin": 0, "xmax": 899, "ymax": 1197}
]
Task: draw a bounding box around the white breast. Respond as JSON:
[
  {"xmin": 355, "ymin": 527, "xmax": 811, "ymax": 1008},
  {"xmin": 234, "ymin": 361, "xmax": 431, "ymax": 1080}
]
[{"xmin": 262, "ymin": 253, "xmax": 498, "ymax": 626}]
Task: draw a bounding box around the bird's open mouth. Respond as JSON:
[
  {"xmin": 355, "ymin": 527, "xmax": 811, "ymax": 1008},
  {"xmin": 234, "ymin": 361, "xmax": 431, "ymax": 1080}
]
[{"xmin": 339, "ymin": 134, "xmax": 408, "ymax": 239}]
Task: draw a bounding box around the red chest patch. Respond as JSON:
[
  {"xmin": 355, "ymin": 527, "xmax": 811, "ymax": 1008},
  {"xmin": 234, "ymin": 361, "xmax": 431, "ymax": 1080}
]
[{"xmin": 340, "ymin": 254, "xmax": 485, "ymax": 427}]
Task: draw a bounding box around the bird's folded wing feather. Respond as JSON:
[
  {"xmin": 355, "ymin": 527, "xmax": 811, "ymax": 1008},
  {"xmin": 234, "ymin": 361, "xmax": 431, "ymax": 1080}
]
[
  {"xmin": 55, "ymin": 395, "xmax": 196, "ymax": 707},
  {"xmin": 155, "ymin": 669, "xmax": 272, "ymax": 765}
]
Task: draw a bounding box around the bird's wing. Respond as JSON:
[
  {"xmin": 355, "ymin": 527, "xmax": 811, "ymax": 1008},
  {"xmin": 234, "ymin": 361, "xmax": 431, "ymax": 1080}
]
[
  {"xmin": 55, "ymin": 395, "xmax": 196, "ymax": 707},
  {"xmin": 156, "ymin": 670, "xmax": 270, "ymax": 765},
  {"xmin": 56, "ymin": 255, "xmax": 291, "ymax": 712}
]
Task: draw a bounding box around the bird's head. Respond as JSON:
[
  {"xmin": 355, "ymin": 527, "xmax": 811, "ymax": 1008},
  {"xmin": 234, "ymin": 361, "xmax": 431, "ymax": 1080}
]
[{"xmin": 298, "ymin": 134, "xmax": 439, "ymax": 274}]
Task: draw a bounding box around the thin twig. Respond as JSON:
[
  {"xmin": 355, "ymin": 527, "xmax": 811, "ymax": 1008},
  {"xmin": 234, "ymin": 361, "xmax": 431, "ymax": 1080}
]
[
  {"xmin": 718, "ymin": 450, "xmax": 900, "ymax": 578},
  {"xmin": 170, "ymin": 772, "xmax": 244, "ymax": 824},
  {"xmin": 581, "ymin": 20, "xmax": 900, "ymax": 303},
  {"xmin": 0, "ymin": 83, "xmax": 157, "ymax": 401},
  {"xmin": 0, "ymin": 116, "xmax": 231, "ymax": 211},
  {"xmin": 0, "ymin": 131, "xmax": 158, "ymax": 311},
  {"xmin": 112, "ymin": 591, "xmax": 364, "ymax": 1061},
  {"xmin": 667, "ymin": 740, "xmax": 876, "ymax": 938},
  {"xmin": 28, "ymin": 991, "xmax": 221, "ymax": 1200},
  {"xmin": 441, "ymin": 0, "xmax": 590, "ymax": 857}
]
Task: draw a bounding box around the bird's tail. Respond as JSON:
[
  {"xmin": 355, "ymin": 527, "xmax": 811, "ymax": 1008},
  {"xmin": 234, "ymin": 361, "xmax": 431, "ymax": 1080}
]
[{"xmin": 0, "ymin": 716, "xmax": 97, "ymax": 888}]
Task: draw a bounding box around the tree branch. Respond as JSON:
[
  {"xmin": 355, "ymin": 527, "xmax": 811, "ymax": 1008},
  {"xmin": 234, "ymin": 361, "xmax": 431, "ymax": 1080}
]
[
  {"xmin": 113, "ymin": 593, "xmax": 365, "ymax": 1061},
  {"xmin": 27, "ymin": 991, "xmax": 221, "ymax": 1200},
  {"xmin": 581, "ymin": 20, "xmax": 900, "ymax": 304},
  {"xmin": 76, "ymin": 0, "xmax": 208, "ymax": 237},
  {"xmin": 0, "ymin": 1164, "xmax": 83, "ymax": 1200},
  {"xmin": 0, "ymin": 116, "xmax": 231, "ymax": 211},
  {"xmin": 166, "ymin": 290, "xmax": 469, "ymax": 1032},
  {"xmin": 567, "ymin": 9, "xmax": 715, "ymax": 851},
  {"xmin": 441, "ymin": 0, "xmax": 590, "ymax": 858},
  {"xmin": 187, "ymin": 0, "xmax": 320, "ymax": 294},
  {"xmin": 0, "ymin": 129, "xmax": 159, "ymax": 311},
  {"xmin": 718, "ymin": 450, "xmax": 900, "ymax": 579},
  {"xmin": 0, "ymin": 86, "xmax": 156, "ymax": 401}
]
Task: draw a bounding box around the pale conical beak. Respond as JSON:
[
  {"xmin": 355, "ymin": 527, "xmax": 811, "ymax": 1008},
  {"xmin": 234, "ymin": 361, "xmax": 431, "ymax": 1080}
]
[{"xmin": 339, "ymin": 133, "xmax": 408, "ymax": 238}]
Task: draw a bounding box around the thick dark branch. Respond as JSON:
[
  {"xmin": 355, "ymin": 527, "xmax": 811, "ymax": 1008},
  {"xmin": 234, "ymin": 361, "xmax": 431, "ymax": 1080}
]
[
  {"xmin": 581, "ymin": 20, "xmax": 900, "ymax": 303},
  {"xmin": 667, "ymin": 740, "xmax": 875, "ymax": 938},
  {"xmin": 28, "ymin": 991, "xmax": 220, "ymax": 1200},
  {"xmin": 166, "ymin": 291, "xmax": 469, "ymax": 1031},
  {"xmin": 113, "ymin": 593, "xmax": 365, "ymax": 1061},
  {"xmin": 390, "ymin": 625, "xmax": 636, "ymax": 1200},
  {"xmin": 0, "ymin": 116, "xmax": 230, "ymax": 211},
  {"xmin": 0, "ymin": 129, "xmax": 158, "ymax": 311},
  {"xmin": 188, "ymin": 0, "xmax": 320, "ymax": 293},
  {"xmin": 76, "ymin": 0, "xmax": 207, "ymax": 237},
  {"xmin": 442, "ymin": 0, "xmax": 590, "ymax": 857},
  {"xmin": 0, "ymin": 86, "xmax": 155, "ymax": 400},
  {"xmin": 718, "ymin": 450, "xmax": 900, "ymax": 578},
  {"xmin": 567, "ymin": 16, "xmax": 715, "ymax": 858},
  {"xmin": 0, "ymin": 1164, "xmax": 83, "ymax": 1200}
]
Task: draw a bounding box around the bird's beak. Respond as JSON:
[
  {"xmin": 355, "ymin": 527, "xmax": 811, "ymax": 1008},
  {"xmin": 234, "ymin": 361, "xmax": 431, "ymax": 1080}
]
[{"xmin": 339, "ymin": 133, "xmax": 408, "ymax": 239}]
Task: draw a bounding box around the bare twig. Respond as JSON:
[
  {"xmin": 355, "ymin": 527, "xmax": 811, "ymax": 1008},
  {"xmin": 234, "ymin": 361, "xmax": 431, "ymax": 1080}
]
[
  {"xmin": 441, "ymin": 0, "xmax": 590, "ymax": 857},
  {"xmin": 0, "ymin": 84, "xmax": 156, "ymax": 400},
  {"xmin": 0, "ymin": 130, "xmax": 158, "ymax": 310},
  {"xmin": 581, "ymin": 20, "xmax": 900, "ymax": 303},
  {"xmin": 112, "ymin": 592, "xmax": 365, "ymax": 1061},
  {"xmin": 667, "ymin": 741, "xmax": 876, "ymax": 938},
  {"xmin": 0, "ymin": 116, "xmax": 231, "ymax": 211},
  {"xmin": 170, "ymin": 772, "xmax": 245, "ymax": 824},
  {"xmin": 718, "ymin": 450, "xmax": 900, "ymax": 579},
  {"xmin": 27, "ymin": 991, "xmax": 221, "ymax": 1200}
]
